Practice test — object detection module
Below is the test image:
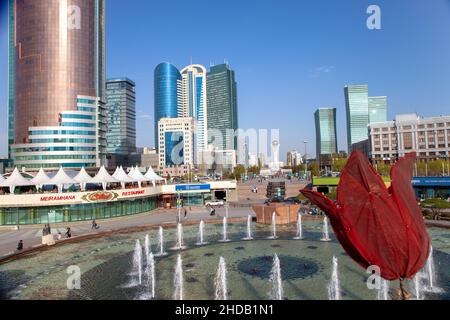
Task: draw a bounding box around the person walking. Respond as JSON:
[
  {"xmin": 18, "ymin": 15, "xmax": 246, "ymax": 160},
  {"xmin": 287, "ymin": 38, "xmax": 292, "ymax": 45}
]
[
  {"xmin": 17, "ymin": 240, "xmax": 23, "ymax": 251},
  {"xmin": 184, "ymin": 208, "xmax": 187, "ymax": 218},
  {"xmin": 92, "ymin": 219, "xmax": 99, "ymax": 230},
  {"xmin": 65, "ymin": 227, "xmax": 72, "ymax": 238}
]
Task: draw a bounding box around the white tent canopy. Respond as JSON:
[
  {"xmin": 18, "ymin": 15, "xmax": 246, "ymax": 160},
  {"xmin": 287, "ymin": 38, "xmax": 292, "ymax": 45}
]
[
  {"xmin": 73, "ymin": 167, "xmax": 93, "ymax": 191},
  {"xmin": 47, "ymin": 167, "xmax": 77, "ymax": 193},
  {"xmin": 0, "ymin": 168, "xmax": 35, "ymax": 193},
  {"xmin": 113, "ymin": 166, "xmax": 137, "ymax": 189},
  {"xmin": 30, "ymin": 168, "xmax": 51, "ymax": 187},
  {"xmin": 144, "ymin": 165, "xmax": 166, "ymax": 185},
  {"xmin": 129, "ymin": 166, "xmax": 152, "ymax": 187},
  {"xmin": 91, "ymin": 166, "xmax": 119, "ymax": 190}
]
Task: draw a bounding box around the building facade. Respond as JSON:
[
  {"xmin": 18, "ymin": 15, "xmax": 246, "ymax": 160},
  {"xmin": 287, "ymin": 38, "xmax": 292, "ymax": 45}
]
[
  {"xmin": 158, "ymin": 117, "xmax": 195, "ymax": 168},
  {"xmin": 206, "ymin": 63, "xmax": 238, "ymax": 150},
  {"xmin": 369, "ymin": 96, "xmax": 388, "ymax": 124},
  {"xmin": 154, "ymin": 62, "xmax": 182, "ymax": 149},
  {"xmin": 9, "ymin": 0, "xmax": 106, "ymax": 169},
  {"xmin": 286, "ymin": 150, "xmax": 303, "ymax": 167},
  {"xmin": 180, "ymin": 65, "xmax": 208, "ymax": 160},
  {"xmin": 315, "ymin": 108, "xmax": 338, "ymax": 161},
  {"xmin": 106, "ymin": 78, "xmax": 136, "ymax": 155},
  {"xmin": 345, "ymin": 85, "xmax": 369, "ymax": 151},
  {"xmin": 368, "ymin": 113, "xmax": 450, "ymax": 164}
]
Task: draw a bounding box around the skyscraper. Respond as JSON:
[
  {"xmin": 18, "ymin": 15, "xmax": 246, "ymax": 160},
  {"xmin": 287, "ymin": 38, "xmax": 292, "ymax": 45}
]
[
  {"xmin": 206, "ymin": 63, "xmax": 238, "ymax": 151},
  {"xmin": 154, "ymin": 62, "xmax": 182, "ymax": 150},
  {"xmin": 180, "ymin": 65, "xmax": 208, "ymax": 161},
  {"xmin": 315, "ymin": 108, "xmax": 338, "ymax": 160},
  {"xmin": 344, "ymin": 85, "xmax": 369, "ymax": 151},
  {"xmin": 9, "ymin": 0, "xmax": 106, "ymax": 169},
  {"xmin": 369, "ymin": 96, "xmax": 388, "ymax": 123},
  {"xmin": 106, "ymin": 78, "xmax": 136, "ymax": 155}
]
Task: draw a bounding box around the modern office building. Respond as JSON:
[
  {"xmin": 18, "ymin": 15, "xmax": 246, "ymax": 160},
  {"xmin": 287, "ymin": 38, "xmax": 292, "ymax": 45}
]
[
  {"xmin": 286, "ymin": 150, "xmax": 303, "ymax": 167},
  {"xmin": 154, "ymin": 62, "xmax": 182, "ymax": 149},
  {"xmin": 368, "ymin": 113, "xmax": 450, "ymax": 164},
  {"xmin": 369, "ymin": 96, "xmax": 388, "ymax": 123},
  {"xmin": 180, "ymin": 65, "xmax": 208, "ymax": 160},
  {"xmin": 206, "ymin": 63, "xmax": 238, "ymax": 150},
  {"xmin": 315, "ymin": 108, "xmax": 338, "ymax": 161},
  {"xmin": 106, "ymin": 78, "xmax": 136, "ymax": 156},
  {"xmin": 345, "ymin": 85, "xmax": 369, "ymax": 151},
  {"xmin": 8, "ymin": 0, "xmax": 106, "ymax": 169},
  {"xmin": 158, "ymin": 117, "xmax": 195, "ymax": 168}
]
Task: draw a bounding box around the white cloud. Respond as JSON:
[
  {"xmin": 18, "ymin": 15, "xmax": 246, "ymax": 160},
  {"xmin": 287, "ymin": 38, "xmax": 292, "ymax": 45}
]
[{"xmin": 310, "ymin": 66, "xmax": 334, "ymax": 78}]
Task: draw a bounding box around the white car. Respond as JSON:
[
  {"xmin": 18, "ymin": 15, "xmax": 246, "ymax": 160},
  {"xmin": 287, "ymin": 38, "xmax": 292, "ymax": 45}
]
[{"xmin": 205, "ymin": 200, "xmax": 224, "ymax": 207}]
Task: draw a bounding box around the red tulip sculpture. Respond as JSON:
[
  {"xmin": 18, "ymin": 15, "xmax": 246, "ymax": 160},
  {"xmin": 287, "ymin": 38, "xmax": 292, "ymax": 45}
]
[{"xmin": 301, "ymin": 151, "xmax": 430, "ymax": 299}]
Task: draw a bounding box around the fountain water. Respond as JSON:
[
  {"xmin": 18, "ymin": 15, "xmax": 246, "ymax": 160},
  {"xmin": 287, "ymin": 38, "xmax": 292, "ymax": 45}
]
[
  {"xmin": 321, "ymin": 216, "xmax": 331, "ymax": 242},
  {"xmin": 156, "ymin": 226, "xmax": 167, "ymax": 256},
  {"xmin": 145, "ymin": 252, "xmax": 156, "ymax": 299},
  {"xmin": 422, "ymin": 246, "xmax": 443, "ymax": 293},
  {"xmin": 269, "ymin": 254, "xmax": 283, "ymax": 300},
  {"xmin": 144, "ymin": 234, "xmax": 151, "ymax": 264},
  {"xmin": 214, "ymin": 257, "xmax": 228, "ymax": 300},
  {"xmin": 196, "ymin": 220, "xmax": 208, "ymax": 246},
  {"xmin": 243, "ymin": 215, "xmax": 253, "ymax": 240},
  {"xmin": 219, "ymin": 217, "xmax": 230, "ymax": 242},
  {"xmin": 328, "ymin": 256, "xmax": 341, "ymax": 300},
  {"xmin": 132, "ymin": 239, "xmax": 143, "ymax": 285},
  {"xmin": 377, "ymin": 278, "xmax": 389, "ymax": 300},
  {"xmin": 173, "ymin": 254, "xmax": 184, "ymax": 300},
  {"xmin": 173, "ymin": 223, "xmax": 185, "ymax": 250},
  {"xmin": 268, "ymin": 212, "xmax": 278, "ymax": 239},
  {"xmin": 293, "ymin": 213, "xmax": 304, "ymax": 240},
  {"xmin": 413, "ymin": 273, "xmax": 423, "ymax": 300}
]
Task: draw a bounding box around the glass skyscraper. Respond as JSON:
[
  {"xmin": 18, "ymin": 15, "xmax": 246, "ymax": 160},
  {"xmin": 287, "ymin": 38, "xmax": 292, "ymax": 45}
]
[
  {"xmin": 345, "ymin": 85, "xmax": 369, "ymax": 151},
  {"xmin": 315, "ymin": 108, "xmax": 338, "ymax": 160},
  {"xmin": 369, "ymin": 96, "xmax": 388, "ymax": 123},
  {"xmin": 106, "ymin": 78, "xmax": 136, "ymax": 155},
  {"xmin": 154, "ymin": 62, "xmax": 182, "ymax": 149},
  {"xmin": 206, "ymin": 63, "xmax": 238, "ymax": 151},
  {"xmin": 9, "ymin": 0, "xmax": 106, "ymax": 169}
]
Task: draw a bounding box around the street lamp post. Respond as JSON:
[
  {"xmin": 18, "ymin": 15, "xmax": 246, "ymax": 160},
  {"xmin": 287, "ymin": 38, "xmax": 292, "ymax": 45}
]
[{"xmin": 303, "ymin": 141, "xmax": 308, "ymax": 178}]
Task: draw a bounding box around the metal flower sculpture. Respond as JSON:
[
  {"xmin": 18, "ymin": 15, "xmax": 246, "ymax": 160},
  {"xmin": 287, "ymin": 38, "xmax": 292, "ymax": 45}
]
[{"xmin": 301, "ymin": 151, "xmax": 430, "ymax": 298}]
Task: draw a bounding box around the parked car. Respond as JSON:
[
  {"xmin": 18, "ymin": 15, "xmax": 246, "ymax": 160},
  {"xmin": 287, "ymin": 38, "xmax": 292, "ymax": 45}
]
[
  {"xmin": 285, "ymin": 197, "xmax": 301, "ymax": 204},
  {"xmin": 205, "ymin": 200, "xmax": 224, "ymax": 207}
]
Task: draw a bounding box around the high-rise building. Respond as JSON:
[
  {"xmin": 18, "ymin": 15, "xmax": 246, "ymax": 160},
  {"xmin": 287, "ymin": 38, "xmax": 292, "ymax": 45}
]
[
  {"xmin": 158, "ymin": 117, "xmax": 195, "ymax": 168},
  {"xmin": 286, "ymin": 150, "xmax": 303, "ymax": 167},
  {"xmin": 345, "ymin": 85, "xmax": 369, "ymax": 151},
  {"xmin": 369, "ymin": 96, "xmax": 388, "ymax": 123},
  {"xmin": 9, "ymin": 0, "xmax": 106, "ymax": 169},
  {"xmin": 180, "ymin": 65, "xmax": 208, "ymax": 161},
  {"xmin": 106, "ymin": 78, "xmax": 136, "ymax": 155},
  {"xmin": 315, "ymin": 108, "xmax": 338, "ymax": 160},
  {"xmin": 206, "ymin": 63, "xmax": 238, "ymax": 150},
  {"xmin": 154, "ymin": 62, "xmax": 182, "ymax": 150}
]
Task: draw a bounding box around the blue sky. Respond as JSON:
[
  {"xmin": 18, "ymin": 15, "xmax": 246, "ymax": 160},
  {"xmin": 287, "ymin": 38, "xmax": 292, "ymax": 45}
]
[{"xmin": 1, "ymin": 0, "xmax": 450, "ymax": 160}]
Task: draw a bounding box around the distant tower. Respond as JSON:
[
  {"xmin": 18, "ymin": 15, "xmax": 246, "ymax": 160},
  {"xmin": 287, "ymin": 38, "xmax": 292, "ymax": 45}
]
[{"xmin": 271, "ymin": 140, "xmax": 280, "ymax": 171}]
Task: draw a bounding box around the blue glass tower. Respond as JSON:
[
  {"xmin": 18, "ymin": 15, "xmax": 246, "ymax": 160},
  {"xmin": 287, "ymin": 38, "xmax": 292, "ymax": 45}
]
[{"xmin": 154, "ymin": 63, "xmax": 182, "ymax": 149}]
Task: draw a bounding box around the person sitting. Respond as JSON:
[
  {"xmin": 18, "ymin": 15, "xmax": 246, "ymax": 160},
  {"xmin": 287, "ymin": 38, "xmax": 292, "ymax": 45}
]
[
  {"xmin": 92, "ymin": 219, "xmax": 99, "ymax": 230},
  {"xmin": 17, "ymin": 240, "xmax": 23, "ymax": 251}
]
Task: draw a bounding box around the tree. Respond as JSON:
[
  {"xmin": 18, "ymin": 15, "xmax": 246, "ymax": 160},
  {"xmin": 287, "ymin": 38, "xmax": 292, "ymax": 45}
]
[
  {"xmin": 421, "ymin": 198, "xmax": 450, "ymax": 220},
  {"xmin": 247, "ymin": 166, "xmax": 260, "ymax": 176},
  {"xmin": 308, "ymin": 161, "xmax": 320, "ymax": 177},
  {"xmin": 375, "ymin": 162, "xmax": 391, "ymax": 176},
  {"xmin": 332, "ymin": 158, "xmax": 348, "ymax": 172},
  {"xmin": 233, "ymin": 165, "xmax": 246, "ymax": 181}
]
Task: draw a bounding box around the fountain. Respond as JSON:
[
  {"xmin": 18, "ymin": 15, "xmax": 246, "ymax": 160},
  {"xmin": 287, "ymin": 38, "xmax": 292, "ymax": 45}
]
[
  {"xmin": 321, "ymin": 216, "xmax": 331, "ymax": 242},
  {"xmin": 132, "ymin": 239, "xmax": 143, "ymax": 285},
  {"xmin": 293, "ymin": 213, "xmax": 304, "ymax": 240},
  {"xmin": 144, "ymin": 234, "xmax": 151, "ymax": 264},
  {"xmin": 173, "ymin": 254, "xmax": 184, "ymax": 300},
  {"xmin": 145, "ymin": 252, "xmax": 156, "ymax": 299},
  {"xmin": 328, "ymin": 256, "xmax": 341, "ymax": 300},
  {"xmin": 269, "ymin": 254, "xmax": 283, "ymax": 300},
  {"xmin": 243, "ymin": 215, "xmax": 253, "ymax": 240},
  {"xmin": 413, "ymin": 273, "xmax": 423, "ymax": 300},
  {"xmin": 422, "ymin": 246, "xmax": 443, "ymax": 293},
  {"xmin": 377, "ymin": 278, "xmax": 389, "ymax": 300},
  {"xmin": 268, "ymin": 212, "xmax": 278, "ymax": 239},
  {"xmin": 196, "ymin": 220, "xmax": 208, "ymax": 246},
  {"xmin": 172, "ymin": 223, "xmax": 185, "ymax": 250},
  {"xmin": 219, "ymin": 217, "xmax": 230, "ymax": 242},
  {"xmin": 214, "ymin": 257, "xmax": 228, "ymax": 300},
  {"xmin": 156, "ymin": 226, "xmax": 167, "ymax": 257}
]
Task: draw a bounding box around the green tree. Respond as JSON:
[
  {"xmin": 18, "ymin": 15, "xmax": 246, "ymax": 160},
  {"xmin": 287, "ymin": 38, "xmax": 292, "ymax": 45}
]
[
  {"xmin": 375, "ymin": 162, "xmax": 392, "ymax": 176},
  {"xmin": 332, "ymin": 158, "xmax": 348, "ymax": 172},
  {"xmin": 421, "ymin": 198, "xmax": 450, "ymax": 220},
  {"xmin": 308, "ymin": 161, "xmax": 320, "ymax": 177},
  {"xmin": 233, "ymin": 164, "xmax": 246, "ymax": 181}
]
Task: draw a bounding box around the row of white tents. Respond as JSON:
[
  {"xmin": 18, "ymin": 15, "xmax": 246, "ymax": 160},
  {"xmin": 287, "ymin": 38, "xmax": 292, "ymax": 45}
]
[{"xmin": 0, "ymin": 166, "xmax": 166, "ymax": 194}]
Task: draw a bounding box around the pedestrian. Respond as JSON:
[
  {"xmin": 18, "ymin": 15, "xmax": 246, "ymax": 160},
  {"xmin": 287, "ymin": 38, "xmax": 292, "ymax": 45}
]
[
  {"xmin": 42, "ymin": 225, "xmax": 47, "ymax": 236},
  {"xmin": 57, "ymin": 231, "xmax": 62, "ymax": 241},
  {"xmin": 184, "ymin": 208, "xmax": 187, "ymax": 218},
  {"xmin": 17, "ymin": 240, "xmax": 23, "ymax": 251},
  {"xmin": 65, "ymin": 227, "xmax": 72, "ymax": 238},
  {"xmin": 92, "ymin": 219, "xmax": 99, "ymax": 230},
  {"xmin": 46, "ymin": 224, "xmax": 51, "ymax": 235}
]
